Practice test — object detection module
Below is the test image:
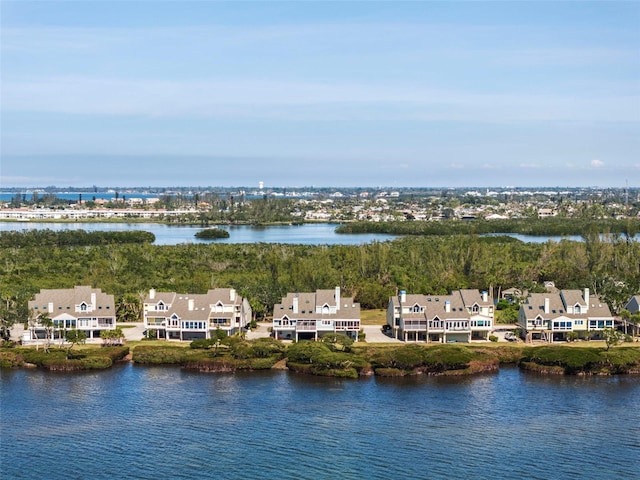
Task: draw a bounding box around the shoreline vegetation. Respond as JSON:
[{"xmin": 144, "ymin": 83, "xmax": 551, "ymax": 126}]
[
  {"xmin": 336, "ymin": 218, "xmax": 640, "ymax": 238},
  {"xmin": 2, "ymin": 342, "xmax": 639, "ymax": 377},
  {"xmin": 194, "ymin": 228, "xmax": 230, "ymax": 240}
]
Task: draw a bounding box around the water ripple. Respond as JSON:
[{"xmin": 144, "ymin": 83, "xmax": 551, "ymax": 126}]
[{"xmin": 2, "ymin": 366, "xmax": 639, "ymax": 480}]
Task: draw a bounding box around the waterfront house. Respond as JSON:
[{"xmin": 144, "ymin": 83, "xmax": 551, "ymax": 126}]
[
  {"xmin": 272, "ymin": 287, "xmax": 360, "ymax": 341},
  {"xmin": 625, "ymin": 295, "xmax": 640, "ymax": 314},
  {"xmin": 518, "ymin": 288, "xmax": 614, "ymax": 342},
  {"xmin": 143, "ymin": 288, "xmax": 251, "ymax": 341},
  {"xmin": 26, "ymin": 286, "xmax": 116, "ymax": 343},
  {"xmin": 386, "ymin": 289, "xmax": 494, "ymax": 342}
]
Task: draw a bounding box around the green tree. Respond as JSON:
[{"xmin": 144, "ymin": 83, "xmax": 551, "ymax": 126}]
[
  {"xmin": 0, "ymin": 293, "xmax": 28, "ymax": 341},
  {"xmin": 64, "ymin": 329, "xmax": 87, "ymax": 358},
  {"xmin": 321, "ymin": 333, "xmax": 354, "ymax": 352},
  {"xmin": 602, "ymin": 327, "xmax": 623, "ymax": 351}
]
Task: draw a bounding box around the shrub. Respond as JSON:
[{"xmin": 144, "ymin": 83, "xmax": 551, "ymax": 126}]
[
  {"xmin": 321, "ymin": 333, "xmax": 354, "ymax": 352},
  {"xmin": 190, "ymin": 338, "xmax": 217, "ymax": 349},
  {"xmin": 489, "ymin": 335, "xmax": 498, "ymax": 342},
  {"xmin": 194, "ymin": 228, "xmax": 230, "ymax": 239},
  {"xmin": 422, "ymin": 345, "xmax": 475, "ymax": 371},
  {"xmin": 0, "ymin": 351, "xmax": 23, "ymax": 368},
  {"xmin": 133, "ymin": 345, "xmax": 207, "ymax": 364},
  {"xmin": 286, "ymin": 341, "xmax": 332, "ymax": 364}
]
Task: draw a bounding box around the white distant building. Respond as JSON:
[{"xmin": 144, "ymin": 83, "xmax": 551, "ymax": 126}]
[{"xmin": 259, "ymin": 181, "xmax": 264, "ymax": 190}]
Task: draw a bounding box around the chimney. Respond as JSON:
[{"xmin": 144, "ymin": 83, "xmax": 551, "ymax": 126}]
[
  {"xmin": 445, "ymin": 300, "xmax": 451, "ymax": 313},
  {"xmin": 48, "ymin": 302, "xmax": 54, "ymax": 313},
  {"xmin": 544, "ymin": 297, "xmax": 550, "ymax": 314},
  {"xmin": 150, "ymin": 288, "xmax": 156, "ymax": 300},
  {"xmin": 188, "ymin": 298, "xmax": 194, "ymax": 311},
  {"xmin": 91, "ymin": 292, "xmax": 96, "ymax": 307},
  {"xmin": 230, "ymin": 289, "xmax": 236, "ymax": 302},
  {"xmin": 584, "ymin": 288, "xmax": 589, "ymax": 303},
  {"xmin": 293, "ymin": 296, "xmax": 299, "ymax": 314},
  {"xmin": 482, "ymin": 291, "xmax": 488, "ymax": 303},
  {"xmin": 335, "ymin": 286, "xmax": 341, "ymax": 310},
  {"xmin": 400, "ymin": 290, "xmax": 406, "ymax": 303}
]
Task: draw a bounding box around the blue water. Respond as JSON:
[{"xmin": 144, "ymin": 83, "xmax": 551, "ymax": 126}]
[
  {"xmin": 1, "ymin": 365, "xmax": 638, "ymax": 480},
  {"xmin": 0, "ymin": 222, "xmax": 396, "ymax": 246}
]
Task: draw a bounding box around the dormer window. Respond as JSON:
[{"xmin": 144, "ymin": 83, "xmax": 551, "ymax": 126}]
[
  {"xmin": 574, "ymin": 305, "xmax": 581, "ymax": 314},
  {"xmin": 80, "ymin": 303, "xmax": 87, "ymax": 311},
  {"xmin": 412, "ymin": 304, "xmax": 421, "ymax": 313},
  {"xmin": 472, "ymin": 304, "xmax": 479, "ymax": 313}
]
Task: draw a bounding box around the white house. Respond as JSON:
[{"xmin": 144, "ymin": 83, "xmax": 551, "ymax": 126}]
[
  {"xmin": 272, "ymin": 287, "xmax": 361, "ymax": 341},
  {"xmin": 518, "ymin": 288, "xmax": 614, "ymax": 342},
  {"xmin": 386, "ymin": 289, "xmax": 494, "ymax": 342},
  {"xmin": 26, "ymin": 286, "xmax": 116, "ymax": 344},
  {"xmin": 143, "ymin": 288, "xmax": 251, "ymax": 341}
]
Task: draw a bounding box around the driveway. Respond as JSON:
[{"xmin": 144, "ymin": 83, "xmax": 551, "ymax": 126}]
[{"xmin": 362, "ymin": 325, "xmax": 401, "ymax": 343}]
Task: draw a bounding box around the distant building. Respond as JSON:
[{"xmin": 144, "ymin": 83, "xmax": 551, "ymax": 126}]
[
  {"xmin": 272, "ymin": 287, "xmax": 360, "ymax": 341},
  {"xmin": 143, "ymin": 288, "xmax": 251, "ymax": 341},
  {"xmin": 26, "ymin": 286, "xmax": 116, "ymax": 344}
]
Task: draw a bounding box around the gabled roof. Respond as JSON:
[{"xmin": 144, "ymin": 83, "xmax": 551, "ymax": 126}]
[
  {"xmin": 144, "ymin": 291, "xmax": 176, "ymax": 305},
  {"xmin": 520, "ymin": 291, "xmax": 613, "ymax": 320},
  {"xmin": 560, "ymin": 290, "xmax": 586, "ymax": 308},
  {"xmin": 274, "ymin": 289, "xmax": 360, "ymax": 320},
  {"xmin": 29, "ymin": 286, "xmax": 115, "ymax": 318}
]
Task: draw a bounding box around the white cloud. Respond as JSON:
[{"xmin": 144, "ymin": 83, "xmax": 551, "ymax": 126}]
[{"xmin": 591, "ymin": 159, "xmax": 605, "ymax": 168}]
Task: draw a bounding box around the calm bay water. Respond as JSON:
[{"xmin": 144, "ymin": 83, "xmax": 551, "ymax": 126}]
[
  {"xmin": 0, "ymin": 222, "xmax": 397, "ymax": 245},
  {"xmin": 2, "ymin": 366, "xmax": 638, "ymax": 480},
  {"xmin": 3, "ymin": 221, "xmax": 638, "ymax": 246}
]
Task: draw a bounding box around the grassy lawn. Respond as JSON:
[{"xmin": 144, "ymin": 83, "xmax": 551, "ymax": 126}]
[{"xmin": 360, "ymin": 309, "xmax": 386, "ymax": 325}]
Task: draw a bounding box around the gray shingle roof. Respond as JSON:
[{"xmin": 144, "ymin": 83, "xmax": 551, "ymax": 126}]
[
  {"xmin": 274, "ymin": 288, "xmax": 360, "ymax": 320},
  {"xmin": 29, "ymin": 286, "xmax": 115, "ymax": 318}
]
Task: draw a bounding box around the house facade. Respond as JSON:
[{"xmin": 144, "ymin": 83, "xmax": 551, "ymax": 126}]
[
  {"xmin": 272, "ymin": 287, "xmax": 361, "ymax": 341},
  {"xmin": 143, "ymin": 288, "xmax": 251, "ymax": 341},
  {"xmin": 518, "ymin": 288, "xmax": 614, "ymax": 342},
  {"xmin": 26, "ymin": 286, "xmax": 116, "ymax": 343},
  {"xmin": 625, "ymin": 295, "xmax": 640, "ymax": 314},
  {"xmin": 386, "ymin": 289, "xmax": 494, "ymax": 342}
]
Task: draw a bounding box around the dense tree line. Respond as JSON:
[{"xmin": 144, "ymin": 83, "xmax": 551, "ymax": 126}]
[
  {"xmin": 336, "ymin": 218, "xmax": 640, "ymax": 238},
  {"xmin": 1, "ymin": 232, "xmax": 639, "ymax": 326},
  {"xmin": 0, "ymin": 229, "xmax": 155, "ymax": 248}
]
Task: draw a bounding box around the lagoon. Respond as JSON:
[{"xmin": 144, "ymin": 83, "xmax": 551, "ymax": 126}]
[
  {"xmin": 1, "ymin": 365, "xmax": 638, "ymax": 480},
  {"xmin": 0, "ymin": 222, "xmax": 397, "ymax": 246}
]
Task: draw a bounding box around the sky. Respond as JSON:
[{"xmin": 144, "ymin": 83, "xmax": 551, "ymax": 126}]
[{"xmin": 1, "ymin": 1, "xmax": 639, "ymax": 188}]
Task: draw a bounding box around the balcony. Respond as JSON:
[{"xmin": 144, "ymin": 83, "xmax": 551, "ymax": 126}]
[
  {"xmin": 402, "ymin": 322, "xmax": 426, "ymax": 331},
  {"xmin": 296, "ymin": 322, "xmax": 317, "ymax": 332},
  {"xmin": 335, "ymin": 321, "xmax": 360, "ymax": 331}
]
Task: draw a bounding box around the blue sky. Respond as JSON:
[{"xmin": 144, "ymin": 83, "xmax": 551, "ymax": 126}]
[{"xmin": 1, "ymin": 1, "xmax": 638, "ymax": 188}]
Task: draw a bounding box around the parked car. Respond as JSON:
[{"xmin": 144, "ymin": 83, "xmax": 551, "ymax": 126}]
[{"xmin": 504, "ymin": 331, "xmax": 518, "ymax": 342}]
